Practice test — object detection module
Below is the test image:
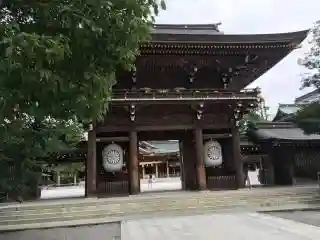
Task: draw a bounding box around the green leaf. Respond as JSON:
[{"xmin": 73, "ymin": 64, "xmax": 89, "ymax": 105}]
[
  {"xmin": 0, "ymin": 0, "xmax": 166, "ymax": 200},
  {"xmin": 160, "ymin": 0, "xmax": 166, "ymax": 10},
  {"xmin": 5, "ymin": 46, "xmax": 13, "ymax": 57},
  {"xmin": 298, "ymin": 20, "xmax": 320, "ymax": 89},
  {"xmin": 296, "ymin": 102, "xmax": 320, "ymax": 134}
]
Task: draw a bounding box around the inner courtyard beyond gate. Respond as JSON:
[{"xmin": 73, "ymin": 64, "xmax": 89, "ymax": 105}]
[
  {"xmin": 84, "ymin": 24, "xmax": 308, "ymax": 197},
  {"xmin": 86, "ymin": 128, "xmax": 245, "ymax": 197}
]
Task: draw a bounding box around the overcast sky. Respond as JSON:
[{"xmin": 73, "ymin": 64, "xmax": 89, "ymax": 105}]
[{"xmin": 155, "ymin": 0, "xmax": 320, "ymax": 118}]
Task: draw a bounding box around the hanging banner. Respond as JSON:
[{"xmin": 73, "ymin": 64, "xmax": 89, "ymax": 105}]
[
  {"xmin": 204, "ymin": 140, "xmax": 223, "ymax": 167},
  {"xmin": 102, "ymin": 143, "xmax": 123, "ymax": 172}
]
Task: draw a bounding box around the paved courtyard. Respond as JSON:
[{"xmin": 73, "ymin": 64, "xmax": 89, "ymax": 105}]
[
  {"xmin": 267, "ymin": 210, "xmax": 320, "ymax": 227},
  {"xmin": 1, "ymin": 211, "xmax": 320, "ymax": 240},
  {"xmin": 121, "ymin": 212, "xmax": 320, "ymax": 240},
  {"xmin": 0, "ymin": 222, "xmax": 121, "ymax": 240}
]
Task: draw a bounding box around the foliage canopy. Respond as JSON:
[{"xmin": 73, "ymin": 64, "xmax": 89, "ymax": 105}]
[
  {"xmin": 0, "ymin": 0, "xmax": 165, "ymax": 200},
  {"xmin": 297, "ymin": 20, "xmax": 320, "ymax": 134},
  {"xmin": 0, "ymin": 0, "xmax": 165, "ymax": 122}
]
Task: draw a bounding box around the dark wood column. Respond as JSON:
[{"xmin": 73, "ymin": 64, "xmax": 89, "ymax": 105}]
[
  {"xmin": 272, "ymin": 146, "xmax": 294, "ymax": 185},
  {"xmin": 85, "ymin": 128, "xmax": 97, "ymax": 197},
  {"xmin": 194, "ymin": 127, "xmax": 206, "ymax": 190},
  {"xmin": 129, "ymin": 130, "xmax": 139, "ymax": 194},
  {"xmin": 179, "ymin": 140, "xmax": 186, "ymax": 190},
  {"xmin": 182, "ymin": 132, "xmax": 197, "ymax": 190},
  {"xmin": 231, "ymin": 122, "xmax": 245, "ymax": 188}
]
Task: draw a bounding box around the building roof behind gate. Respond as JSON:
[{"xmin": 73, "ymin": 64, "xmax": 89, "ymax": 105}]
[{"xmin": 247, "ymin": 121, "xmax": 320, "ymax": 142}]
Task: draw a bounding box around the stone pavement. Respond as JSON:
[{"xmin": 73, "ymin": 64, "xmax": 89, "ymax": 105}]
[
  {"xmin": 268, "ymin": 210, "xmax": 320, "ymax": 227},
  {"xmin": 1, "ymin": 211, "xmax": 320, "ymax": 239},
  {"xmin": 121, "ymin": 212, "xmax": 320, "ymax": 240},
  {"xmin": 0, "ymin": 222, "xmax": 121, "ymax": 240}
]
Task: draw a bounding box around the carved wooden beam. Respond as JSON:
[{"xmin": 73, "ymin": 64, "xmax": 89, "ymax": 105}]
[
  {"xmin": 131, "ymin": 70, "xmax": 137, "ymax": 84},
  {"xmin": 188, "ymin": 66, "xmax": 198, "ymax": 83},
  {"xmin": 196, "ymin": 102, "xmax": 204, "ymax": 120},
  {"xmin": 129, "ymin": 104, "xmax": 135, "ymax": 121}
]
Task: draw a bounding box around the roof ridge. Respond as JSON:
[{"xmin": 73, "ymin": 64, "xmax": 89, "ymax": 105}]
[
  {"xmin": 254, "ymin": 121, "xmax": 296, "ymax": 129},
  {"xmin": 154, "ymin": 23, "xmax": 221, "ymax": 30}
]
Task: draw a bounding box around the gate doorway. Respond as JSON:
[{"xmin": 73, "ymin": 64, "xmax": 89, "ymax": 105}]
[{"xmin": 139, "ymin": 140, "xmax": 183, "ymax": 192}]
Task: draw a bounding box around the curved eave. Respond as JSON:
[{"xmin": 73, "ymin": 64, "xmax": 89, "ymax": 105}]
[
  {"xmin": 273, "ymin": 104, "xmax": 302, "ymax": 122},
  {"xmin": 273, "ymin": 109, "xmax": 290, "ymax": 122},
  {"xmin": 148, "ymin": 30, "xmax": 309, "ymax": 45}
]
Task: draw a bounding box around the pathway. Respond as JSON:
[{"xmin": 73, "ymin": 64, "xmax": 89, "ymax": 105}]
[
  {"xmin": 2, "ymin": 211, "xmax": 320, "ymax": 240},
  {"xmin": 122, "ymin": 212, "xmax": 320, "ymax": 240}
]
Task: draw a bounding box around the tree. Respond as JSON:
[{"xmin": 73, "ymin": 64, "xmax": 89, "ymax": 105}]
[
  {"xmin": 239, "ymin": 97, "xmax": 269, "ymax": 134},
  {"xmin": 0, "ymin": 0, "xmax": 165, "ymax": 122},
  {"xmin": 296, "ymin": 102, "xmax": 320, "ymax": 134},
  {"xmin": 0, "ymin": 0, "xmax": 166, "ymax": 200},
  {"xmin": 0, "ymin": 117, "xmax": 85, "ymax": 200},
  {"xmin": 300, "ymin": 20, "xmax": 320, "ymax": 89},
  {"xmin": 297, "ymin": 20, "xmax": 320, "ymax": 133},
  {"xmin": 53, "ymin": 162, "xmax": 85, "ymax": 185}
]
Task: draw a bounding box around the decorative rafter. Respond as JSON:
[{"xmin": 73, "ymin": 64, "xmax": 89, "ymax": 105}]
[
  {"xmin": 196, "ymin": 102, "xmax": 204, "ymax": 120},
  {"xmin": 129, "ymin": 104, "xmax": 136, "ymax": 122},
  {"xmin": 131, "ymin": 69, "xmax": 137, "ymax": 84}
]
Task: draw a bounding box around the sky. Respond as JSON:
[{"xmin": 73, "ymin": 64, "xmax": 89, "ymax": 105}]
[{"xmin": 155, "ymin": 0, "xmax": 320, "ymax": 118}]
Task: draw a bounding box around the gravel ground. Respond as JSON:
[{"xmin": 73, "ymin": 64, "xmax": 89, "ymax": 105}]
[
  {"xmin": 0, "ymin": 222, "xmax": 121, "ymax": 240},
  {"xmin": 266, "ymin": 210, "xmax": 320, "ymax": 227}
]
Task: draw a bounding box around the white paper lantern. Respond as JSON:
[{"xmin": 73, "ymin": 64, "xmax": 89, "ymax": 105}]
[
  {"xmin": 204, "ymin": 140, "xmax": 223, "ymax": 167},
  {"xmin": 102, "ymin": 144, "xmax": 123, "ymax": 172}
]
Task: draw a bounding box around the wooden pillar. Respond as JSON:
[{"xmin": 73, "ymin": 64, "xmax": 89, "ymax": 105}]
[
  {"xmin": 73, "ymin": 174, "xmax": 77, "ymax": 185},
  {"xmin": 155, "ymin": 163, "xmax": 159, "ymax": 178},
  {"xmin": 194, "ymin": 127, "xmax": 206, "ymax": 190},
  {"xmin": 129, "ymin": 130, "xmax": 139, "ymax": 194},
  {"xmin": 142, "ymin": 165, "xmax": 146, "ymax": 179},
  {"xmin": 85, "ymin": 128, "xmax": 97, "ymax": 197},
  {"xmin": 273, "ymin": 146, "xmax": 294, "ymax": 185},
  {"xmin": 182, "ymin": 133, "xmax": 198, "ymax": 190},
  {"xmin": 56, "ymin": 172, "xmax": 61, "ymax": 186},
  {"xmin": 179, "ymin": 140, "xmax": 186, "ymax": 189},
  {"xmin": 261, "ymin": 156, "xmax": 274, "ymax": 185},
  {"xmin": 231, "ymin": 122, "xmax": 245, "ymax": 188}
]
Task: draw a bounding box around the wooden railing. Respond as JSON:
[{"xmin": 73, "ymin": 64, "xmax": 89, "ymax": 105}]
[
  {"xmin": 206, "ymin": 175, "xmax": 237, "ymax": 190},
  {"xmin": 105, "ymin": 180, "xmax": 129, "ymax": 195},
  {"xmin": 111, "ymin": 88, "xmax": 260, "ymax": 102}
]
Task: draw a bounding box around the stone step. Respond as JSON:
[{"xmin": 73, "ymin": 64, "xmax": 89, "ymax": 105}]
[
  {"xmin": 1, "ymin": 186, "xmax": 318, "ymax": 228},
  {"xmin": 1, "ymin": 198, "xmax": 317, "ymax": 227},
  {"xmin": 1, "ymin": 203, "xmax": 316, "ymax": 233},
  {"xmin": 1, "ymin": 185, "xmax": 317, "ymax": 211},
  {"xmin": 2, "ymin": 194, "xmax": 316, "ymax": 219},
  {"xmin": 1, "ymin": 194, "xmax": 315, "ymax": 217},
  {"xmin": 0, "ymin": 188, "xmax": 319, "ymax": 216},
  {"xmin": 1, "ymin": 186, "xmax": 317, "ymax": 214},
  {"xmin": 1, "ymin": 193, "xmax": 318, "ymax": 226},
  {"xmin": 1, "ymin": 192, "xmax": 317, "ymax": 219},
  {"xmin": 0, "ymin": 194, "xmax": 320, "ymax": 221}
]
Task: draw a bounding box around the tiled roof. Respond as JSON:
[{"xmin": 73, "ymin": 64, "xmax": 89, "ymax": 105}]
[
  {"xmin": 152, "ymin": 24, "xmax": 221, "ymax": 35},
  {"xmin": 139, "ymin": 141, "xmax": 179, "ymax": 155},
  {"xmin": 295, "ymin": 89, "xmax": 320, "ymax": 103},
  {"xmin": 150, "ymin": 25, "xmax": 308, "ymax": 44},
  {"xmin": 140, "ymin": 138, "xmax": 257, "ymax": 155},
  {"xmin": 272, "ymin": 104, "xmax": 303, "ymax": 122},
  {"xmin": 248, "ymin": 122, "xmax": 320, "ymax": 141},
  {"xmin": 278, "ymin": 104, "xmax": 302, "ymax": 114}
]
